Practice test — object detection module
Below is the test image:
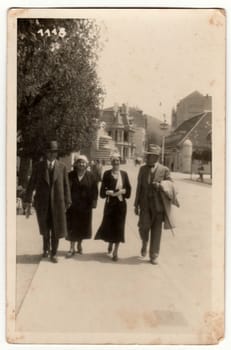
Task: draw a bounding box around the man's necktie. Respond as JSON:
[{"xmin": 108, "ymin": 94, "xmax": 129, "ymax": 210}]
[
  {"xmin": 48, "ymin": 162, "xmax": 53, "ymax": 185},
  {"xmin": 149, "ymin": 166, "xmax": 156, "ymax": 184}
]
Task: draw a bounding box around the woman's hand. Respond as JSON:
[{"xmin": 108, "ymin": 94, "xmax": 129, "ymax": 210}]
[
  {"xmin": 113, "ymin": 189, "xmax": 126, "ymax": 197},
  {"xmin": 106, "ymin": 190, "xmax": 114, "ymax": 196}
]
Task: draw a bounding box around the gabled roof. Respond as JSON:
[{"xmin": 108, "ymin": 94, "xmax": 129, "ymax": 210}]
[
  {"xmin": 100, "ymin": 108, "xmax": 130, "ymax": 128},
  {"xmin": 100, "ymin": 105, "xmax": 146, "ymax": 128},
  {"xmin": 165, "ymin": 112, "xmax": 210, "ymax": 148},
  {"xmin": 175, "ymin": 112, "xmax": 204, "ymax": 133},
  {"xmin": 184, "ymin": 90, "xmax": 204, "ymax": 99}
]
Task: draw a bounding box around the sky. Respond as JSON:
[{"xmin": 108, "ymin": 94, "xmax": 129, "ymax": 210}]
[{"xmin": 96, "ymin": 9, "xmax": 225, "ymax": 122}]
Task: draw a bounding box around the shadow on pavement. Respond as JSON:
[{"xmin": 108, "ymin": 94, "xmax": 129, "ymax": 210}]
[
  {"xmin": 59, "ymin": 250, "xmax": 146, "ymax": 265},
  {"xmin": 16, "ymin": 254, "xmax": 41, "ymax": 264}
]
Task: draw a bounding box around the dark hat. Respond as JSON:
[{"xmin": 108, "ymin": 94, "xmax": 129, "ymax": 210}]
[
  {"xmin": 46, "ymin": 140, "xmax": 59, "ymax": 152},
  {"xmin": 144, "ymin": 144, "xmax": 161, "ymax": 155}
]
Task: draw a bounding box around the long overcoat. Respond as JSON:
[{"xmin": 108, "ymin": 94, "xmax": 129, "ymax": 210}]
[
  {"xmin": 25, "ymin": 160, "xmax": 71, "ymax": 238},
  {"xmin": 66, "ymin": 170, "xmax": 98, "ymax": 241},
  {"xmin": 134, "ymin": 163, "xmax": 172, "ymax": 232}
]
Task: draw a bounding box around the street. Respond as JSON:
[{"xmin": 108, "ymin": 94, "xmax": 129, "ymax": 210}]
[{"xmin": 15, "ymin": 164, "xmax": 212, "ymax": 344}]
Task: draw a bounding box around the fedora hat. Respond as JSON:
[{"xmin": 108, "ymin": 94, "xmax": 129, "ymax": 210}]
[
  {"xmin": 46, "ymin": 140, "xmax": 59, "ymax": 152},
  {"xmin": 144, "ymin": 144, "xmax": 161, "ymax": 155}
]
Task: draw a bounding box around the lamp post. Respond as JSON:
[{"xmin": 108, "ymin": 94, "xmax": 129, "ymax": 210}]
[{"xmin": 160, "ymin": 114, "xmax": 169, "ymax": 165}]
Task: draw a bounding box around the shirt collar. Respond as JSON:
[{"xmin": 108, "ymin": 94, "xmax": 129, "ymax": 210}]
[
  {"xmin": 149, "ymin": 161, "xmax": 159, "ymax": 171},
  {"xmin": 47, "ymin": 159, "xmax": 56, "ymax": 168}
]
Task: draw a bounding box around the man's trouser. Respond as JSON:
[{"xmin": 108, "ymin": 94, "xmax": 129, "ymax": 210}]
[
  {"xmin": 43, "ymin": 207, "xmax": 59, "ymax": 256},
  {"xmin": 140, "ymin": 212, "xmax": 163, "ymax": 259}
]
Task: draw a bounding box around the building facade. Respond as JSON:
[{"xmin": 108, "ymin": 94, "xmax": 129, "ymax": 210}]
[
  {"xmin": 172, "ymin": 91, "xmax": 212, "ymax": 130},
  {"xmin": 99, "ymin": 104, "xmax": 147, "ymax": 162}
]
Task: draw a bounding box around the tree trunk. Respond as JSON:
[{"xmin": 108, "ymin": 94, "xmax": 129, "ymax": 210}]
[{"xmin": 18, "ymin": 157, "xmax": 32, "ymax": 189}]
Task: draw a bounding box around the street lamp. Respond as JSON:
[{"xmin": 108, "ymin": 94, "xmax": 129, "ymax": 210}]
[{"xmin": 160, "ymin": 114, "xmax": 169, "ymax": 165}]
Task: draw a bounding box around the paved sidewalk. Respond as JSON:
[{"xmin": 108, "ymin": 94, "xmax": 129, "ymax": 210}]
[
  {"xmin": 15, "ymin": 171, "xmax": 212, "ymax": 344},
  {"xmin": 16, "ymin": 214, "xmax": 42, "ymax": 314}
]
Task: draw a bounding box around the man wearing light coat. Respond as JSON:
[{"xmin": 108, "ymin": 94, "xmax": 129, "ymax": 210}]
[{"xmin": 134, "ymin": 144, "xmax": 174, "ymax": 265}]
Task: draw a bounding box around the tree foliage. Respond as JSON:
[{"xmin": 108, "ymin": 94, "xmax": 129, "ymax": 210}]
[{"xmin": 17, "ymin": 18, "xmax": 104, "ymax": 159}]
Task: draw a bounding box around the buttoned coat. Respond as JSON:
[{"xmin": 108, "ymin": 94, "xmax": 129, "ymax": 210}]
[
  {"xmin": 25, "ymin": 160, "xmax": 71, "ymax": 238},
  {"xmin": 134, "ymin": 163, "xmax": 172, "ymax": 232},
  {"xmin": 66, "ymin": 170, "xmax": 98, "ymax": 240}
]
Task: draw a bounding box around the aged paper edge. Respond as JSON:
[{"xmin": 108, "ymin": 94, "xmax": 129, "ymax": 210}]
[{"xmin": 6, "ymin": 7, "xmax": 225, "ymax": 345}]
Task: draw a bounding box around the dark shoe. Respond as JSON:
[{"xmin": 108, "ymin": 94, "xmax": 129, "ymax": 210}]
[
  {"xmin": 150, "ymin": 258, "xmax": 158, "ymax": 265},
  {"xmin": 112, "ymin": 255, "xmax": 118, "ymax": 262},
  {"xmin": 108, "ymin": 243, "xmax": 113, "ymax": 254},
  {"xmin": 141, "ymin": 241, "xmax": 147, "ymax": 257},
  {"xmin": 42, "ymin": 251, "xmax": 49, "ymax": 258},
  {"xmin": 77, "ymin": 248, "xmax": 83, "ymax": 254},
  {"xmin": 66, "ymin": 250, "xmax": 75, "ymax": 258},
  {"xmin": 50, "ymin": 255, "xmax": 58, "ymax": 263}
]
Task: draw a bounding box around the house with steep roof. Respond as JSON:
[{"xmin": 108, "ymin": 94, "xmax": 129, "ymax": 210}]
[
  {"xmin": 99, "ymin": 104, "xmax": 147, "ymax": 162},
  {"xmin": 165, "ymin": 111, "xmax": 212, "ymax": 173}
]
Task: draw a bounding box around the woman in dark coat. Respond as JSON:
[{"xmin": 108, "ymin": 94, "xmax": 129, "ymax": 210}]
[
  {"xmin": 95, "ymin": 153, "xmax": 131, "ymax": 261},
  {"xmin": 66, "ymin": 155, "xmax": 98, "ymax": 257}
]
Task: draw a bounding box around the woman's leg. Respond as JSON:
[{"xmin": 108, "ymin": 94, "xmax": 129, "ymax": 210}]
[
  {"xmin": 77, "ymin": 240, "xmax": 83, "ymax": 254},
  {"xmin": 108, "ymin": 242, "xmax": 113, "ymax": 253},
  {"xmin": 112, "ymin": 243, "xmax": 119, "ymax": 261},
  {"xmin": 66, "ymin": 241, "xmax": 75, "ymax": 258}
]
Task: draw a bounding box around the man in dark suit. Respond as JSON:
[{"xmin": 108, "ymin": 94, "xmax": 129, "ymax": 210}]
[
  {"xmin": 134, "ymin": 144, "xmax": 172, "ymax": 265},
  {"xmin": 24, "ymin": 141, "xmax": 71, "ymax": 263}
]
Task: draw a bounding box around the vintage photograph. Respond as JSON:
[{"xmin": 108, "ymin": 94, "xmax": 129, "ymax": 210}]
[{"xmin": 7, "ymin": 8, "xmax": 225, "ymax": 344}]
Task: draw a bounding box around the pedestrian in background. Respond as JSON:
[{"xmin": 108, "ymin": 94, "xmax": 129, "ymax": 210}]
[
  {"xmin": 91, "ymin": 159, "xmax": 103, "ymax": 183},
  {"xmin": 197, "ymin": 163, "xmax": 204, "ymax": 182},
  {"xmin": 24, "ymin": 141, "xmax": 71, "ymax": 263},
  {"xmin": 95, "ymin": 153, "xmax": 131, "ymax": 261},
  {"xmin": 66, "ymin": 155, "xmax": 98, "ymax": 257},
  {"xmin": 134, "ymin": 144, "xmax": 172, "ymax": 265}
]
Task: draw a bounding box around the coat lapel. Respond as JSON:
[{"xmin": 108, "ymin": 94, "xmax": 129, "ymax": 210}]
[
  {"xmin": 153, "ymin": 163, "xmax": 162, "ymax": 181},
  {"xmin": 52, "ymin": 160, "xmax": 59, "ymax": 185}
]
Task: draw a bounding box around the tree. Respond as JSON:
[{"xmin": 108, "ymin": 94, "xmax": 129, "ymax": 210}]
[{"xmin": 17, "ymin": 18, "xmax": 104, "ymax": 184}]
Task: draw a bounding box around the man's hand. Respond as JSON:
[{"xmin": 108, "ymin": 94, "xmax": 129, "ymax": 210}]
[
  {"xmin": 65, "ymin": 202, "xmax": 72, "ymax": 211},
  {"xmin": 134, "ymin": 207, "xmax": 140, "ymax": 216},
  {"xmin": 92, "ymin": 200, "xmax": 97, "ymax": 209},
  {"xmin": 152, "ymin": 181, "xmax": 161, "ymax": 190}
]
